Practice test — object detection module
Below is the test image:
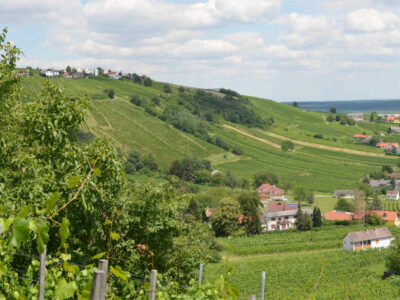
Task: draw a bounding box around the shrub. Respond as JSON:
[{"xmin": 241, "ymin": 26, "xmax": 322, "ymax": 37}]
[
  {"xmin": 104, "ymin": 89, "xmax": 115, "ymax": 99},
  {"xmin": 143, "ymin": 77, "xmax": 152, "ymax": 86},
  {"xmin": 164, "ymin": 85, "xmax": 172, "ymax": 93},
  {"xmin": 313, "ymin": 134, "xmax": 323, "ymax": 139},
  {"xmin": 281, "ymin": 141, "xmax": 294, "ymax": 152}
]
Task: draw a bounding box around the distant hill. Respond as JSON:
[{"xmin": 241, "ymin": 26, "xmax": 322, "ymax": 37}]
[{"xmin": 22, "ymin": 72, "xmax": 400, "ymax": 192}]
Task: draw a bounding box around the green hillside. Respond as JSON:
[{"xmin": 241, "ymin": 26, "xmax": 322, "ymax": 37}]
[{"xmin": 22, "ymin": 72, "xmax": 399, "ymax": 192}]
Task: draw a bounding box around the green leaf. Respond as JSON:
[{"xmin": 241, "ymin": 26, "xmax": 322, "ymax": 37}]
[
  {"xmin": 9, "ymin": 217, "xmax": 30, "ymax": 248},
  {"xmin": 103, "ymin": 219, "xmax": 112, "ymax": 226},
  {"xmin": 90, "ymin": 252, "xmax": 106, "ymax": 261},
  {"xmin": 60, "ymin": 217, "xmax": 70, "ymax": 248},
  {"xmin": 93, "ymin": 168, "xmax": 101, "ymax": 177},
  {"xmin": 37, "ymin": 222, "xmax": 49, "ymax": 254},
  {"xmin": 44, "ymin": 192, "xmax": 60, "ymax": 213},
  {"xmin": 67, "ymin": 176, "xmax": 81, "ymax": 188},
  {"xmin": 3, "ymin": 217, "xmax": 14, "ymax": 232},
  {"xmin": 17, "ymin": 205, "xmax": 31, "ymax": 218},
  {"xmin": 63, "ymin": 261, "xmax": 79, "ymax": 274},
  {"xmin": 111, "ymin": 232, "xmax": 120, "ymax": 241},
  {"xmin": 0, "ymin": 262, "xmax": 7, "ymax": 278},
  {"xmin": 81, "ymin": 193, "xmax": 87, "ymax": 212},
  {"xmin": 54, "ymin": 278, "xmax": 76, "ymax": 300},
  {"xmin": 110, "ymin": 265, "xmax": 128, "ymax": 281}
]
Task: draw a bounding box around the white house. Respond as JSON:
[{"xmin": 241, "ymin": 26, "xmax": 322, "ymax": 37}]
[
  {"xmin": 261, "ymin": 209, "xmax": 313, "ymax": 231},
  {"xmin": 387, "ymin": 190, "xmax": 400, "ymax": 200},
  {"xmin": 347, "ymin": 113, "xmax": 364, "ymax": 122},
  {"xmin": 40, "ymin": 68, "xmax": 59, "ymax": 78},
  {"xmin": 343, "ymin": 227, "xmax": 394, "ymax": 251},
  {"xmin": 333, "ymin": 190, "xmax": 354, "ymax": 199}
]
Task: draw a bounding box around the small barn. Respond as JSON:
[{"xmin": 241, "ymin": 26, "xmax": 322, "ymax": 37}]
[{"xmin": 343, "ymin": 227, "xmax": 394, "ymax": 251}]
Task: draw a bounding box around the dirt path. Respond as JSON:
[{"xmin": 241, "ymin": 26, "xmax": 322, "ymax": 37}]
[
  {"xmin": 227, "ymin": 247, "xmax": 341, "ymax": 262},
  {"xmin": 223, "ymin": 124, "xmax": 385, "ymax": 157},
  {"xmin": 223, "ymin": 124, "xmax": 281, "ymax": 149}
]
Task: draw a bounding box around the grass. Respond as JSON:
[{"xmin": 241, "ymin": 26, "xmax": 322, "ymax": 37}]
[{"xmin": 22, "ymin": 73, "xmax": 400, "ymax": 192}]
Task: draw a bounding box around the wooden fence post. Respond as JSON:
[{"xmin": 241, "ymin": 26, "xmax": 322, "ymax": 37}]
[
  {"xmin": 98, "ymin": 259, "xmax": 108, "ymax": 300},
  {"xmin": 249, "ymin": 295, "xmax": 256, "ymax": 300},
  {"xmin": 149, "ymin": 269, "xmax": 157, "ymax": 300},
  {"xmin": 90, "ymin": 270, "xmax": 105, "ymax": 300},
  {"xmin": 261, "ymin": 270, "xmax": 266, "ymax": 300},
  {"xmin": 38, "ymin": 246, "xmax": 46, "ymax": 300},
  {"xmin": 198, "ymin": 263, "xmax": 203, "ymax": 286}
]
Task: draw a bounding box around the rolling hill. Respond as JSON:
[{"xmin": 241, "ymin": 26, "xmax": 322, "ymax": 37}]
[{"xmin": 22, "ymin": 71, "xmax": 399, "ymax": 192}]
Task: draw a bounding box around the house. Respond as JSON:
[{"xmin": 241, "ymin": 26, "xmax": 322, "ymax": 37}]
[
  {"xmin": 369, "ymin": 179, "xmax": 391, "ymax": 188},
  {"xmin": 267, "ymin": 202, "xmax": 297, "ymax": 212},
  {"xmin": 389, "ymin": 173, "xmax": 400, "ymax": 179},
  {"xmin": 333, "ymin": 190, "xmax": 354, "ymax": 199},
  {"xmin": 347, "ymin": 113, "xmax": 364, "ymax": 122},
  {"xmin": 17, "ymin": 69, "xmax": 30, "ymax": 77},
  {"xmin": 324, "ymin": 210, "xmax": 354, "ymax": 221},
  {"xmin": 211, "ymin": 170, "xmax": 221, "ymax": 176},
  {"xmin": 63, "ymin": 72, "xmax": 71, "ymax": 78},
  {"xmin": 353, "ymin": 210, "xmax": 399, "ymax": 225},
  {"xmin": 108, "ymin": 71, "xmax": 121, "ymax": 80},
  {"xmin": 343, "ymin": 227, "xmax": 394, "ymax": 251},
  {"xmin": 353, "ymin": 134, "xmax": 369, "ymax": 139},
  {"xmin": 85, "ymin": 68, "xmax": 99, "ymax": 76},
  {"xmin": 40, "ymin": 68, "xmax": 59, "ymax": 78},
  {"xmin": 71, "ymin": 72, "xmax": 84, "ymax": 79},
  {"xmin": 377, "ymin": 142, "xmax": 398, "ymax": 149},
  {"xmin": 387, "ymin": 116, "xmax": 398, "ymax": 123},
  {"xmin": 261, "ymin": 209, "xmax": 313, "ymax": 231},
  {"xmin": 390, "ymin": 127, "xmax": 400, "ymax": 134},
  {"xmin": 387, "ymin": 190, "xmax": 400, "ymax": 200},
  {"xmin": 257, "ymin": 184, "xmax": 285, "ymax": 202}
]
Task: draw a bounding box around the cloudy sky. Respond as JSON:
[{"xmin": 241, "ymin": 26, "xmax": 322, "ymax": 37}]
[{"xmin": 1, "ymin": 0, "xmax": 400, "ymax": 101}]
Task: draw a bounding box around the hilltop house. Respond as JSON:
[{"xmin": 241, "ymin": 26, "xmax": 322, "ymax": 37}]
[
  {"xmin": 108, "ymin": 71, "xmax": 121, "ymax": 80},
  {"xmin": 261, "ymin": 209, "xmax": 313, "ymax": 231},
  {"xmin": 389, "ymin": 173, "xmax": 400, "ymax": 179},
  {"xmin": 387, "ymin": 190, "xmax": 400, "ymax": 200},
  {"xmin": 347, "ymin": 113, "xmax": 364, "ymax": 122},
  {"xmin": 257, "ymin": 184, "xmax": 285, "ymax": 202},
  {"xmin": 387, "ymin": 116, "xmax": 398, "ymax": 123},
  {"xmin": 377, "ymin": 142, "xmax": 399, "ymax": 150},
  {"xmin": 390, "ymin": 127, "xmax": 400, "ymax": 133},
  {"xmin": 343, "ymin": 227, "xmax": 394, "ymax": 251},
  {"xmin": 333, "ymin": 190, "xmax": 354, "ymax": 199}
]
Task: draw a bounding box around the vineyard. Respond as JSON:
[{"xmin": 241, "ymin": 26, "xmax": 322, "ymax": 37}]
[
  {"xmin": 218, "ymin": 225, "xmax": 400, "ymax": 256},
  {"xmin": 206, "ymin": 225, "xmax": 400, "ymax": 299}
]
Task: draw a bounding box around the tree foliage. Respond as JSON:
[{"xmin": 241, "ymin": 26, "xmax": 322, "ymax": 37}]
[{"xmin": 211, "ymin": 198, "xmax": 241, "ymax": 237}]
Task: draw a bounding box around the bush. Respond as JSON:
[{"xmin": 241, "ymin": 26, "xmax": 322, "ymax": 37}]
[
  {"xmin": 152, "ymin": 97, "xmax": 161, "ymax": 106},
  {"xmin": 313, "ymin": 134, "xmax": 323, "ymax": 139},
  {"xmin": 104, "ymin": 89, "xmax": 115, "ymax": 99},
  {"xmin": 164, "ymin": 85, "xmax": 172, "ymax": 93},
  {"xmin": 143, "ymin": 77, "xmax": 152, "ymax": 87},
  {"xmin": 130, "ymin": 95, "xmax": 144, "ymax": 106},
  {"xmin": 281, "ymin": 141, "xmax": 294, "ymax": 152}
]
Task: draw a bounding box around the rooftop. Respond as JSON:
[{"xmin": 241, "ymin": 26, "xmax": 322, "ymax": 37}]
[{"xmin": 346, "ymin": 227, "xmax": 393, "ymax": 243}]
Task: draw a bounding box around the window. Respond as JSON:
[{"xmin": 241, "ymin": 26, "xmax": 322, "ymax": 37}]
[
  {"xmin": 285, "ymin": 216, "xmax": 289, "ymax": 220},
  {"xmin": 271, "ymin": 218, "xmax": 275, "ymax": 221},
  {"xmin": 271, "ymin": 224, "xmax": 275, "ymax": 229},
  {"xmin": 376, "ymin": 239, "xmax": 379, "ymax": 244}
]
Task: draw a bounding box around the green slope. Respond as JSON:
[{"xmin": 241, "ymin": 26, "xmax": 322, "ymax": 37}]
[{"xmin": 22, "ymin": 73, "xmax": 399, "ymax": 192}]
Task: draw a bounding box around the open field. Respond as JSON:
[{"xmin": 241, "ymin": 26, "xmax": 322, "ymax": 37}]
[
  {"xmin": 22, "ymin": 74, "xmax": 400, "ymax": 192},
  {"xmin": 205, "ymin": 225, "xmax": 400, "ymax": 299}
]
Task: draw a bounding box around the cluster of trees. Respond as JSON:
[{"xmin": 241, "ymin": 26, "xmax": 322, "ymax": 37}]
[
  {"xmin": 281, "ymin": 140, "xmax": 294, "ymax": 152},
  {"xmin": 370, "ymin": 112, "xmax": 384, "ymax": 122},
  {"xmin": 326, "ymin": 113, "xmax": 356, "ymax": 125},
  {"xmin": 0, "ymin": 30, "xmax": 220, "ymax": 297},
  {"xmin": 210, "ymin": 193, "xmax": 261, "ymax": 237},
  {"xmin": 125, "ymin": 151, "xmax": 158, "ymax": 174},
  {"xmin": 169, "ymin": 157, "xmax": 211, "ymax": 181}
]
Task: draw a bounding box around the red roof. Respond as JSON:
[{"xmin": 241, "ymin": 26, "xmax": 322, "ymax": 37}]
[
  {"xmin": 268, "ymin": 202, "xmax": 297, "ymax": 212},
  {"xmin": 377, "ymin": 142, "xmax": 398, "ymax": 148},
  {"xmin": 324, "ymin": 210, "xmax": 354, "ymax": 221},
  {"xmin": 389, "ymin": 173, "xmax": 400, "ymax": 179},
  {"xmin": 354, "ymin": 210, "xmax": 398, "ymax": 222},
  {"xmin": 257, "ymin": 183, "xmax": 284, "ymax": 196},
  {"xmin": 387, "ymin": 116, "xmax": 397, "ymax": 121},
  {"xmin": 387, "ymin": 190, "xmax": 399, "ymax": 195},
  {"xmin": 353, "ymin": 134, "xmax": 368, "ymax": 139}
]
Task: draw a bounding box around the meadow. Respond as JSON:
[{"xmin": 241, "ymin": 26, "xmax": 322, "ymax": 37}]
[{"xmin": 205, "ymin": 225, "xmax": 400, "ymax": 299}]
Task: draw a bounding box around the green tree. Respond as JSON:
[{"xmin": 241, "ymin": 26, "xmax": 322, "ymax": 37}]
[
  {"xmin": 306, "ymin": 190, "xmax": 314, "ymax": 204},
  {"xmin": 366, "ymin": 213, "xmax": 385, "ymax": 225},
  {"xmin": 253, "ymin": 171, "xmax": 279, "ymax": 187},
  {"xmin": 296, "ymin": 212, "xmax": 312, "ymax": 231},
  {"xmin": 369, "ymin": 193, "xmax": 382, "ymax": 210},
  {"xmin": 164, "ymin": 84, "xmax": 172, "ymax": 93},
  {"xmin": 326, "ymin": 114, "xmax": 335, "ymax": 122},
  {"xmin": 312, "ymin": 207, "xmax": 322, "ymax": 227},
  {"xmin": 237, "ymin": 192, "xmax": 261, "ymax": 234},
  {"xmin": 334, "ymin": 198, "xmax": 352, "ymax": 212},
  {"xmin": 293, "ymin": 186, "xmax": 307, "ymax": 203},
  {"xmin": 292, "ymin": 101, "xmax": 299, "ymax": 107},
  {"xmin": 386, "ymin": 239, "xmax": 400, "ymax": 273},
  {"xmin": 329, "ymin": 107, "xmax": 336, "ymax": 113},
  {"xmin": 211, "ymin": 198, "xmax": 240, "ymax": 237},
  {"xmin": 281, "ymin": 140, "xmax": 294, "ymax": 152},
  {"xmin": 66, "ymin": 65, "xmax": 71, "ymax": 73},
  {"xmin": 143, "ymin": 77, "xmax": 152, "ymax": 86}
]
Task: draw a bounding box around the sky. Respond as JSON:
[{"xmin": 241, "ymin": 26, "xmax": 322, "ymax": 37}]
[{"xmin": 1, "ymin": 0, "xmax": 400, "ymax": 101}]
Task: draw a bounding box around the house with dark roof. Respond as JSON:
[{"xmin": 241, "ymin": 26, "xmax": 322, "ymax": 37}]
[
  {"xmin": 333, "ymin": 190, "xmax": 354, "ymax": 199},
  {"xmin": 343, "ymin": 227, "xmax": 394, "ymax": 251},
  {"xmin": 369, "ymin": 179, "xmax": 391, "ymax": 188}
]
